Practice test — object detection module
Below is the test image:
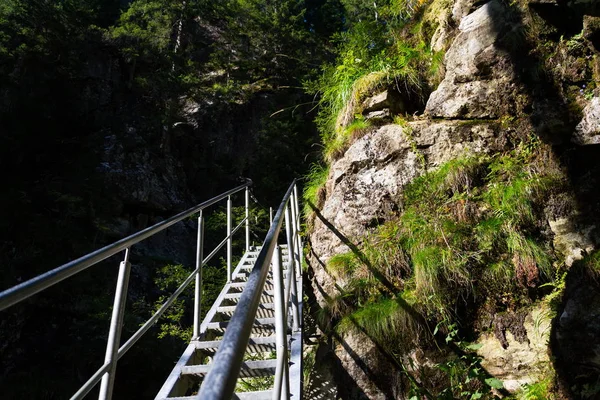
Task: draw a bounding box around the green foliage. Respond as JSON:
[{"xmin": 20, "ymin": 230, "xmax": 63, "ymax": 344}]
[
  {"xmin": 327, "ymin": 252, "xmax": 359, "ymax": 279},
  {"xmin": 399, "ymin": 143, "xmax": 560, "ymax": 320},
  {"xmin": 109, "ymin": 0, "xmax": 178, "ymax": 57},
  {"xmin": 327, "ymin": 138, "xmax": 564, "ymax": 373},
  {"xmin": 303, "ymin": 163, "xmax": 330, "ymax": 220},
  {"xmin": 306, "ymin": 1, "xmax": 437, "ymax": 162},
  {"xmin": 435, "ymin": 323, "xmax": 503, "ymax": 399},
  {"xmin": 235, "ymin": 351, "xmax": 276, "ymax": 392},
  {"xmin": 324, "ymin": 116, "xmax": 372, "ymax": 160},
  {"xmin": 153, "ymin": 263, "xmax": 194, "ymax": 342},
  {"xmin": 303, "ymin": 342, "xmax": 317, "ymax": 388},
  {"xmin": 337, "ymin": 296, "xmax": 422, "ymax": 349},
  {"xmin": 583, "ymin": 250, "xmax": 600, "ymax": 274},
  {"xmin": 516, "ymin": 378, "xmax": 553, "ymax": 400}
]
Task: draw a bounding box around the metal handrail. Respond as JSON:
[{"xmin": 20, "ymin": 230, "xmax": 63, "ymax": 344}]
[
  {"xmin": 0, "ymin": 181, "xmax": 251, "ymax": 311},
  {"xmin": 197, "ymin": 180, "xmax": 299, "ymax": 400},
  {"xmin": 70, "ymin": 218, "xmax": 248, "ymax": 400},
  {"xmin": 0, "ymin": 180, "xmax": 253, "ymax": 400}
]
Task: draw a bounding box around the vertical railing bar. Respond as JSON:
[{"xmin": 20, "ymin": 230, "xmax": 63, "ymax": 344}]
[
  {"xmin": 289, "ymin": 191, "xmax": 300, "ymax": 279},
  {"xmin": 292, "ymin": 185, "xmax": 303, "ymax": 279},
  {"xmin": 272, "ymin": 246, "xmax": 289, "ymax": 400},
  {"xmin": 270, "ymin": 207, "xmax": 273, "ymax": 225},
  {"xmin": 195, "ymin": 179, "xmax": 296, "ymax": 400},
  {"xmin": 193, "ymin": 211, "xmax": 204, "ymax": 339},
  {"xmin": 281, "ymin": 357, "xmax": 290, "ymax": 400},
  {"xmin": 98, "ymin": 248, "xmax": 132, "ymax": 400},
  {"xmin": 284, "ymin": 206, "xmax": 300, "ymax": 332},
  {"xmin": 293, "ymin": 185, "xmax": 304, "ymax": 278},
  {"xmin": 245, "ymin": 187, "xmax": 250, "ymax": 252},
  {"xmin": 227, "ymin": 195, "xmax": 232, "ymax": 282}
]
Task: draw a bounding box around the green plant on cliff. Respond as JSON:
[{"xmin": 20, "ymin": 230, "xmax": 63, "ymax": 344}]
[
  {"xmin": 324, "ymin": 139, "xmax": 564, "ymax": 396},
  {"xmin": 305, "ymin": 0, "xmax": 440, "ymax": 163},
  {"xmin": 303, "ymin": 163, "xmax": 329, "ymax": 220},
  {"xmin": 516, "ymin": 377, "xmax": 553, "ymax": 400}
]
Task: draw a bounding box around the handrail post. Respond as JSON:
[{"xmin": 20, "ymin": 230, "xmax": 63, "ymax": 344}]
[
  {"xmin": 292, "ymin": 185, "xmax": 303, "ymax": 278},
  {"xmin": 269, "ymin": 207, "xmax": 273, "ymax": 225},
  {"xmin": 193, "ymin": 211, "xmax": 204, "ymax": 339},
  {"xmin": 289, "ymin": 191, "xmax": 299, "ymax": 273},
  {"xmin": 227, "ymin": 195, "xmax": 232, "ymax": 282},
  {"xmin": 98, "ymin": 248, "xmax": 132, "ymax": 400},
  {"xmin": 284, "ymin": 205, "xmax": 300, "ymax": 332},
  {"xmin": 272, "ymin": 246, "xmax": 290, "ymax": 400},
  {"xmin": 245, "ymin": 187, "xmax": 250, "ymax": 252}
]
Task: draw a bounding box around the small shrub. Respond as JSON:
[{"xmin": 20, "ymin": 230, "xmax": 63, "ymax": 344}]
[{"xmin": 517, "ymin": 378, "xmax": 553, "ymax": 400}]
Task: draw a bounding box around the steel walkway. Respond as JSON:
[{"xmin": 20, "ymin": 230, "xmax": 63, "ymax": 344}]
[
  {"xmin": 156, "ymin": 245, "xmax": 303, "ymax": 399},
  {"xmin": 0, "ymin": 180, "xmax": 304, "ymax": 400}
]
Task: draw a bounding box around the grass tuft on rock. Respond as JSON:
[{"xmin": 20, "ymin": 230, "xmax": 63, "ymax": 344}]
[
  {"xmin": 323, "ymin": 138, "xmax": 566, "ymax": 352},
  {"xmin": 302, "ymin": 163, "xmax": 329, "ymax": 221}
]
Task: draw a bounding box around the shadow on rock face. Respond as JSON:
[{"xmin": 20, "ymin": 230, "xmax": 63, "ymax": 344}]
[{"xmin": 552, "ymin": 262, "xmax": 600, "ymax": 396}]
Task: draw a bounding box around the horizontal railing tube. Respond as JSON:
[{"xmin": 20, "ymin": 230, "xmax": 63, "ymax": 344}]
[
  {"xmin": 203, "ymin": 218, "xmax": 247, "ymax": 266},
  {"xmin": 70, "ymin": 214, "xmax": 249, "ymax": 399},
  {"xmin": 197, "ymin": 181, "xmax": 296, "ymax": 400},
  {"xmin": 0, "ymin": 182, "xmax": 252, "ymax": 312}
]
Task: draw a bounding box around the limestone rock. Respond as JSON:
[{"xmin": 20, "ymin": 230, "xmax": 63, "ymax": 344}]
[
  {"xmin": 364, "ymin": 109, "xmax": 391, "ymax": 121},
  {"xmin": 452, "ymin": 0, "xmax": 478, "ymax": 24},
  {"xmin": 584, "ymin": 15, "xmax": 600, "ymax": 52},
  {"xmin": 99, "ymin": 132, "xmax": 188, "ymax": 211},
  {"xmin": 429, "ymin": 3, "xmax": 454, "ymax": 52},
  {"xmin": 361, "ymin": 88, "xmax": 416, "ymax": 118},
  {"xmin": 362, "ymin": 91, "xmax": 389, "ymax": 113},
  {"xmin": 334, "ymin": 330, "xmax": 401, "ymax": 399},
  {"xmin": 97, "ymin": 130, "xmax": 196, "ymax": 264},
  {"xmin": 431, "ymin": 21, "xmax": 453, "ymax": 52},
  {"xmin": 573, "ymin": 97, "xmax": 600, "ymax": 145},
  {"xmin": 476, "ymin": 303, "xmax": 553, "ymax": 392},
  {"xmin": 548, "ymin": 217, "xmax": 595, "ymax": 266},
  {"xmin": 583, "ymin": 15, "xmax": 600, "ymax": 42},
  {"xmin": 309, "ymin": 120, "xmax": 507, "ymax": 306},
  {"xmin": 94, "ymin": 217, "xmax": 130, "ymax": 239},
  {"xmin": 426, "ymin": 0, "xmax": 524, "ymax": 119}
]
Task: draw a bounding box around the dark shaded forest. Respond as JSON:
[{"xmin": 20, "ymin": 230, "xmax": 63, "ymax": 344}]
[{"xmin": 0, "ymin": 0, "xmax": 346, "ymax": 397}]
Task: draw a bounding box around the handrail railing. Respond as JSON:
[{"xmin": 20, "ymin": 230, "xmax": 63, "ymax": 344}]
[
  {"xmin": 0, "ymin": 180, "xmax": 252, "ymax": 311},
  {"xmin": 197, "ymin": 180, "xmax": 302, "ymax": 400},
  {"xmin": 0, "ymin": 180, "xmax": 253, "ymax": 400}
]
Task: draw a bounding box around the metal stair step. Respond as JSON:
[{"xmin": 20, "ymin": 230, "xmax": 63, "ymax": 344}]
[
  {"xmin": 193, "ymin": 335, "xmax": 279, "ymax": 355},
  {"xmin": 223, "ymin": 291, "xmax": 274, "ymax": 301},
  {"xmin": 228, "ymin": 282, "xmax": 248, "ymax": 290},
  {"xmin": 164, "ymin": 390, "xmax": 273, "ymax": 400},
  {"xmin": 206, "ymin": 318, "xmax": 276, "ymax": 334},
  {"xmin": 217, "ymin": 303, "xmax": 275, "ymax": 315},
  {"xmin": 240, "ymin": 261, "xmax": 290, "ymax": 271},
  {"xmin": 182, "ymin": 359, "xmax": 277, "ymax": 378},
  {"xmin": 228, "ymin": 282, "xmax": 274, "ymax": 292},
  {"xmin": 233, "ymin": 271, "xmax": 290, "ymax": 282},
  {"xmin": 234, "ymin": 390, "xmax": 274, "ymax": 400}
]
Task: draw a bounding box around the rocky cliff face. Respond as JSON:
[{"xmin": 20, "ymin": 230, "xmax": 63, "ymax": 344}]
[{"xmin": 306, "ymin": 0, "xmax": 600, "ymax": 398}]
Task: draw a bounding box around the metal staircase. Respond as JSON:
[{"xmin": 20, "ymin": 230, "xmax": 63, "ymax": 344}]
[
  {"xmin": 156, "ymin": 244, "xmax": 302, "ymax": 399},
  {"xmin": 0, "ymin": 180, "xmax": 304, "ymax": 400}
]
